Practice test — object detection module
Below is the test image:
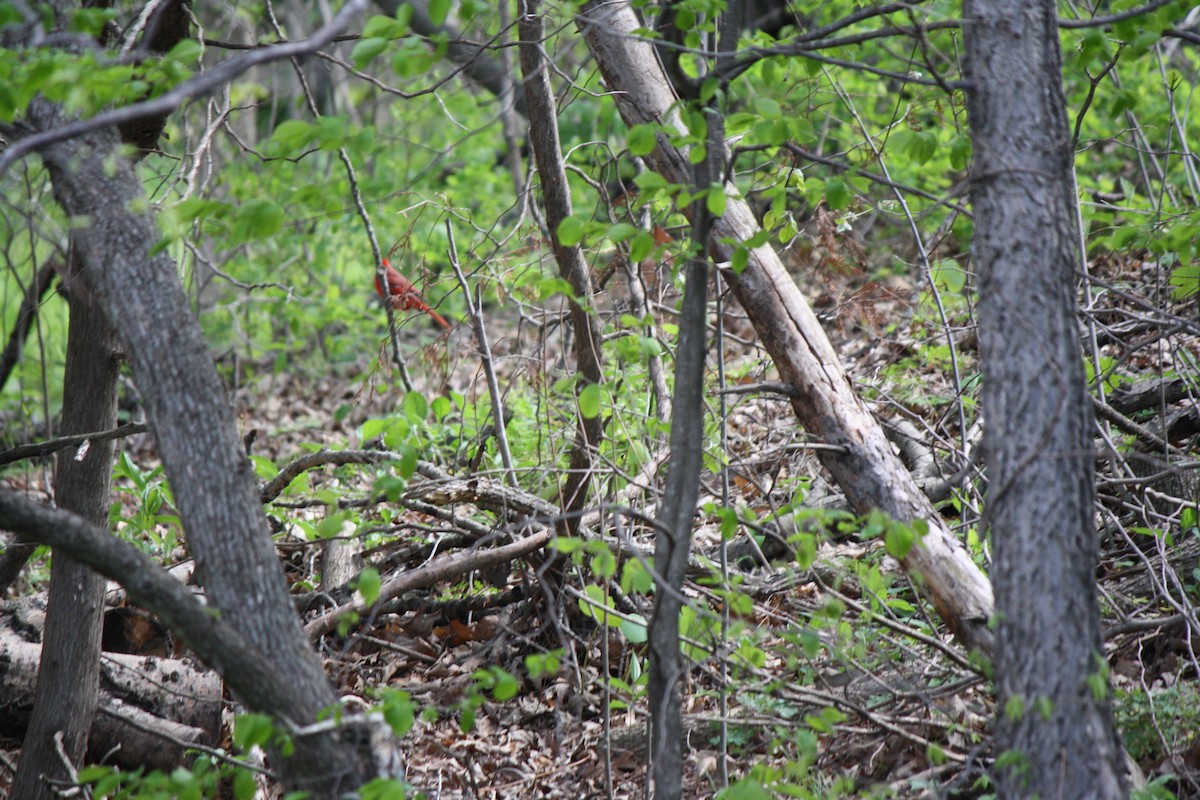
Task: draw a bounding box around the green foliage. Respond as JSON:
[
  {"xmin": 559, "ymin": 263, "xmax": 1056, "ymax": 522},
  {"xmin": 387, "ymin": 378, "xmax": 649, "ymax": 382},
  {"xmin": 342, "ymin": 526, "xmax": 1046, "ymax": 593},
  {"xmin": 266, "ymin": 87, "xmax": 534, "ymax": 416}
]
[
  {"xmin": 81, "ymin": 704, "xmax": 419, "ymax": 798},
  {"xmin": 110, "ymin": 452, "xmax": 180, "ymax": 562},
  {"xmin": 6, "ymin": 0, "xmax": 1200, "ymax": 793},
  {"xmin": 1116, "ymin": 682, "xmax": 1200, "ymax": 763},
  {"xmin": 79, "ymin": 757, "xmax": 256, "ymax": 800},
  {"xmin": 458, "ymin": 665, "xmax": 521, "ymax": 730}
]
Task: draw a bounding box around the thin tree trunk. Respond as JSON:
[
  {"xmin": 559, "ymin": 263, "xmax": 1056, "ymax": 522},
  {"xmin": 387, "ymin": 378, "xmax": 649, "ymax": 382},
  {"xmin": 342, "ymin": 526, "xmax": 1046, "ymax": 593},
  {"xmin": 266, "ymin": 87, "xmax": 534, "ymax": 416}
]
[
  {"xmin": 644, "ymin": 6, "xmax": 739, "ymax": 796},
  {"xmin": 962, "ymin": 2, "xmax": 1126, "ymax": 797},
  {"xmin": 578, "ymin": 0, "xmax": 995, "ymax": 656},
  {"xmin": 517, "ymin": 3, "xmax": 604, "ymax": 537},
  {"xmin": 10, "ymin": 264, "xmax": 119, "ymax": 800}
]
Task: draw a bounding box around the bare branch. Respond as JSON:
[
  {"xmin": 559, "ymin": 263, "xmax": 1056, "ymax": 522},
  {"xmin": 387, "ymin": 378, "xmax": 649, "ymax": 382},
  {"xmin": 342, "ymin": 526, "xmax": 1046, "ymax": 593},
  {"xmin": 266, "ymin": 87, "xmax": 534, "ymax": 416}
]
[{"xmin": 0, "ymin": 423, "xmax": 149, "ymax": 468}]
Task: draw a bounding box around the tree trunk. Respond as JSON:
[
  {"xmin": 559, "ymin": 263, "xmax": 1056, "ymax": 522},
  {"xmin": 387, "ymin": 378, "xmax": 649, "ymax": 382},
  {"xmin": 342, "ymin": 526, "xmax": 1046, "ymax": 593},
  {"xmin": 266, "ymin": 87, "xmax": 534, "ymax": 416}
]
[
  {"xmin": 517, "ymin": 4, "xmax": 604, "ymax": 538},
  {"xmin": 23, "ymin": 104, "xmax": 391, "ymax": 796},
  {"xmin": 577, "ymin": 0, "xmax": 995, "ymax": 657},
  {"xmin": 961, "ymin": 2, "xmax": 1126, "ymax": 797},
  {"xmin": 10, "ymin": 264, "xmax": 119, "ymax": 800}
]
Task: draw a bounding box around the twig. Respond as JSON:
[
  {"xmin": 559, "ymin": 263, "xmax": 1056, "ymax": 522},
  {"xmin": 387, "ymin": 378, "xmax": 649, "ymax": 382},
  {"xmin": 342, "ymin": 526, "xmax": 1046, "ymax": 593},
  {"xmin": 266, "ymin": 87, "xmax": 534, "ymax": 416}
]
[
  {"xmin": 304, "ymin": 525, "xmax": 554, "ymax": 639},
  {"xmin": 1092, "ymin": 396, "xmax": 1187, "ymax": 457},
  {"xmin": 446, "ymin": 221, "xmax": 517, "ymax": 484}
]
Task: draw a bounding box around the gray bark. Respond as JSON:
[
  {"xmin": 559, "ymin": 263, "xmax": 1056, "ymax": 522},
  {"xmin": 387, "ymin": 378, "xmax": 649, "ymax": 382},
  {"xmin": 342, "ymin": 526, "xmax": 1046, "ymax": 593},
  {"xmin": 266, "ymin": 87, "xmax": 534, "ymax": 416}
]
[
  {"xmin": 643, "ymin": 6, "xmax": 738, "ymax": 796},
  {"xmin": 10, "ymin": 272, "xmax": 119, "ymax": 800},
  {"xmin": 16, "ymin": 101, "xmax": 392, "ymax": 798},
  {"xmin": 643, "ymin": 93, "xmax": 718, "ymax": 800},
  {"xmin": 577, "ymin": 0, "xmax": 996, "ymax": 657},
  {"xmin": 517, "ymin": 3, "xmax": 604, "ymax": 537},
  {"xmin": 962, "ymin": 2, "xmax": 1126, "ymax": 797}
]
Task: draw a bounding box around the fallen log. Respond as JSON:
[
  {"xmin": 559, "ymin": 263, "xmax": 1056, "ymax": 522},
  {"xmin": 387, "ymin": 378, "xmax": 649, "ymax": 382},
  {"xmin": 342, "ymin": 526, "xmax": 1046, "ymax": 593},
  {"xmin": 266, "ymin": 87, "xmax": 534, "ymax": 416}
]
[{"xmin": 0, "ymin": 618, "xmax": 221, "ymax": 773}]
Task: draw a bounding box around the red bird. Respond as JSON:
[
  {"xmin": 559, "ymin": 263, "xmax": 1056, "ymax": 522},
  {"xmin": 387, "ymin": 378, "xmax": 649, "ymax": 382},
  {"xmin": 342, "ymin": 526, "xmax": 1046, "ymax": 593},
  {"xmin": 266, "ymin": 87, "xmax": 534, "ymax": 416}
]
[{"xmin": 374, "ymin": 260, "xmax": 450, "ymax": 330}]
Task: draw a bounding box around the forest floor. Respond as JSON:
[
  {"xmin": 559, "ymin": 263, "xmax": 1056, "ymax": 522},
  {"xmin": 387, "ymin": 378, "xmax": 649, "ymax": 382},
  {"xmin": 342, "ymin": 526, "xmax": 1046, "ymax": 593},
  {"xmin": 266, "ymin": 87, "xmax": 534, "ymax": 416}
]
[{"xmin": 3, "ymin": 246, "xmax": 1199, "ymax": 799}]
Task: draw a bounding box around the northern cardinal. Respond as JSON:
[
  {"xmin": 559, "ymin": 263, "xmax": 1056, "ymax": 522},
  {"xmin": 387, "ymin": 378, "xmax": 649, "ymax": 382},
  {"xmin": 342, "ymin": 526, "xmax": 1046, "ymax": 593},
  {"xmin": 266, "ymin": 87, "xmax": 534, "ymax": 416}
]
[{"xmin": 374, "ymin": 259, "xmax": 450, "ymax": 330}]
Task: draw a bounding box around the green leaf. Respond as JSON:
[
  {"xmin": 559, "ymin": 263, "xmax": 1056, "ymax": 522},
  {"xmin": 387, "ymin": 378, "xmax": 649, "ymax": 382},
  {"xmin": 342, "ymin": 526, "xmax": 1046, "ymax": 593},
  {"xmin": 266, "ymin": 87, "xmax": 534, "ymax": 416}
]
[
  {"xmin": 719, "ymin": 507, "xmax": 739, "ymax": 539},
  {"xmin": 557, "ymin": 216, "xmax": 585, "ymax": 247},
  {"xmin": 233, "ymin": 713, "xmax": 275, "ymax": 749},
  {"xmin": 931, "ymin": 259, "xmax": 966, "ymax": 293},
  {"xmin": 78, "ymin": 765, "xmax": 114, "ymax": 783},
  {"xmin": 459, "ymin": 0, "xmax": 488, "ymax": 21},
  {"xmin": 949, "ymin": 134, "xmax": 972, "ymax": 171},
  {"xmin": 393, "ymin": 3, "xmax": 414, "ymax": 28},
  {"xmin": 232, "ymin": 199, "xmax": 283, "ymax": 243},
  {"xmin": 166, "ymin": 39, "xmax": 203, "ymax": 65},
  {"xmin": 70, "ymin": 6, "xmax": 117, "ymax": 35},
  {"xmin": 362, "ymin": 418, "xmax": 387, "ymax": 441},
  {"xmin": 628, "ymin": 124, "xmax": 658, "ymax": 156},
  {"xmin": 731, "ymin": 245, "xmax": 749, "ymax": 273},
  {"xmin": 884, "ymin": 520, "xmax": 916, "ymax": 560},
  {"xmin": 579, "ymin": 584, "xmax": 613, "ymax": 625},
  {"xmin": 620, "ymin": 614, "xmax": 648, "ymax": 643},
  {"xmin": 232, "ymin": 768, "xmax": 257, "ymax": 800},
  {"xmin": 490, "ymin": 668, "xmax": 519, "ymax": 701},
  {"xmin": 1076, "ymin": 27, "xmax": 1108, "ymax": 67},
  {"xmin": 719, "ymin": 778, "xmax": 771, "ymax": 800},
  {"xmin": 578, "ymin": 382, "xmax": 602, "ymax": 419},
  {"xmin": 428, "ymin": 0, "xmax": 451, "ymax": 26},
  {"xmin": 590, "ymin": 545, "xmax": 617, "ymax": 578},
  {"xmin": 824, "ymin": 177, "xmax": 851, "ymax": 210},
  {"xmin": 315, "ymin": 115, "xmax": 348, "ymax": 150},
  {"xmin": 735, "ymin": 638, "xmax": 767, "ymax": 668},
  {"xmin": 525, "ymin": 649, "xmax": 562, "ymax": 679},
  {"xmin": 1169, "ymin": 264, "xmax": 1200, "ymax": 299},
  {"xmin": 431, "ymin": 395, "xmax": 452, "ymax": 421},
  {"xmin": 402, "ymin": 390, "xmax": 428, "ymax": 422},
  {"xmin": 1110, "ymin": 87, "xmax": 1139, "ymax": 116},
  {"xmin": 363, "ymin": 14, "xmax": 408, "ymax": 39},
  {"xmin": 629, "ymin": 231, "xmax": 657, "ymax": 262},
  {"xmin": 537, "ymin": 276, "xmax": 575, "ymax": 300},
  {"xmin": 706, "ymin": 186, "xmax": 726, "ymax": 217},
  {"xmin": 398, "ymin": 443, "xmax": 418, "ymax": 479},
  {"xmin": 350, "ymin": 37, "xmax": 389, "ymax": 68},
  {"xmin": 905, "ymin": 130, "xmax": 939, "ymax": 165},
  {"xmin": 0, "ymin": 82, "xmax": 16, "ymax": 123},
  {"xmin": 315, "ymin": 511, "xmax": 348, "ymax": 540},
  {"xmin": 620, "ymin": 558, "xmax": 653, "ymax": 594},
  {"xmin": 804, "ymin": 712, "xmax": 832, "ymax": 733},
  {"xmin": 754, "ymin": 97, "xmax": 782, "ymax": 118},
  {"xmin": 551, "ymin": 536, "xmax": 585, "ymax": 554},
  {"xmin": 608, "ymin": 222, "xmax": 638, "ymax": 243},
  {"xmin": 357, "ymin": 567, "xmax": 382, "ymax": 605},
  {"xmin": 633, "ymin": 170, "xmax": 667, "ymax": 191},
  {"xmin": 359, "ymin": 778, "xmax": 410, "ymax": 800}
]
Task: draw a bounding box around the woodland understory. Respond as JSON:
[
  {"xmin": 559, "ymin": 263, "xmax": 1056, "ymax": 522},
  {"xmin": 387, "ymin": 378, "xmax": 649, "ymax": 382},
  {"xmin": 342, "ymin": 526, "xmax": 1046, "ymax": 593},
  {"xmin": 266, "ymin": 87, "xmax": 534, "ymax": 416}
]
[
  {"xmin": 1, "ymin": 1, "xmax": 1199, "ymax": 798},
  {"xmin": 3, "ymin": 240, "xmax": 1199, "ymax": 798}
]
